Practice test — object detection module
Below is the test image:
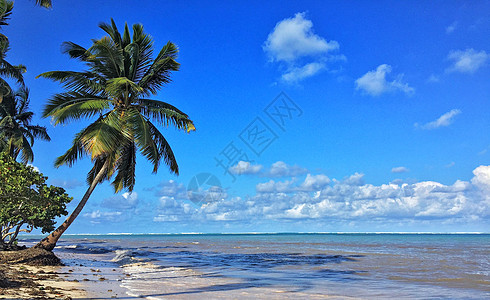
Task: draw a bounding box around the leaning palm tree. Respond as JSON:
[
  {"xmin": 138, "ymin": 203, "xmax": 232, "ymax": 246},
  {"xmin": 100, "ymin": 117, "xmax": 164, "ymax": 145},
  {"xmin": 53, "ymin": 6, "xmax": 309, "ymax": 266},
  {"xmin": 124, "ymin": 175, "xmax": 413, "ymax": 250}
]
[
  {"xmin": 35, "ymin": 19, "xmax": 194, "ymax": 250},
  {"xmin": 0, "ymin": 86, "xmax": 50, "ymax": 163}
]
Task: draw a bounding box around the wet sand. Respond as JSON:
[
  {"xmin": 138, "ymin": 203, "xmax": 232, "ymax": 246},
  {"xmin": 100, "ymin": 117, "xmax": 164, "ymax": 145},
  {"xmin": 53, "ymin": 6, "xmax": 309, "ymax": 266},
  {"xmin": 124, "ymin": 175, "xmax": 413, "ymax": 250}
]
[{"xmin": 0, "ymin": 248, "xmax": 126, "ymax": 299}]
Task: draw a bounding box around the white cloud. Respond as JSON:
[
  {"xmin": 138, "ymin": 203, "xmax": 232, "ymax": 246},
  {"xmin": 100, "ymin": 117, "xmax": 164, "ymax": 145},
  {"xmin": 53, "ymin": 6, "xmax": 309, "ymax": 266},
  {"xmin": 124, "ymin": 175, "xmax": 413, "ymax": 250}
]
[
  {"xmin": 263, "ymin": 12, "xmax": 338, "ymax": 62},
  {"xmin": 229, "ymin": 161, "xmax": 308, "ymax": 178},
  {"xmin": 299, "ymin": 174, "xmax": 331, "ymax": 191},
  {"xmin": 415, "ymin": 109, "xmax": 461, "ymax": 130},
  {"xmin": 281, "ymin": 62, "xmax": 325, "ymax": 83},
  {"xmin": 83, "ymin": 210, "xmax": 122, "ymax": 220},
  {"xmin": 154, "ymin": 180, "xmax": 187, "ymax": 199},
  {"xmin": 147, "ymin": 166, "xmax": 490, "ymax": 229},
  {"xmin": 256, "ymin": 179, "xmax": 295, "ymax": 193},
  {"xmin": 207, "ymin": 167, "xmax": 488, "ymax": 221},
  {"xmin": 266, "ymin": 161, "xmax": 308, "ymax": 177},
  {"xmin": 392, "ymin": 167, "xmax": 409, "ymax": 173},
  {"xmin": 446, "ymin": 22, "xmax": 458, "ymax": 34},
  {"xmin": 229, "ymin": 161, "xmax": 263, "ymax": 175},
  {"xmin": 447, "ymin": 49, "xmax": 489, "ymax": 74},
  {"xmin": 153, "ymin": 215, "xmax": 180, "ymax": 222},
  {"xmin": 355, "ymin": 64, "xmax": 414, "ymax": 96},
  {"xmin": 263, "ymin": 12, "xmax": 342, "ymax": 83},
  {"xmin": 341, "ymin": 173, "xmax": 365, "ymax": 186},
  {"xmin": 256, "ymin": 174, "xmax": 330, "ymax": 193}
]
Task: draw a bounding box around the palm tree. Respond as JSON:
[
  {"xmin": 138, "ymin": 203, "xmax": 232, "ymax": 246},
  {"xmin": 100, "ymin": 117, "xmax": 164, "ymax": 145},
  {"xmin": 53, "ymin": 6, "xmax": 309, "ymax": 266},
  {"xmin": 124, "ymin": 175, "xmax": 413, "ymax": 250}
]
[
  {"xmin": 0, "ymin": 0, "xmax": 25, "ymax": 102},
  {"xmin": 35, "ymin": 19, "xmax": 195, "ymax": 250},
  {"xmin": 0, "ymin": 86, "xmax": 50, "ymax": 162}
]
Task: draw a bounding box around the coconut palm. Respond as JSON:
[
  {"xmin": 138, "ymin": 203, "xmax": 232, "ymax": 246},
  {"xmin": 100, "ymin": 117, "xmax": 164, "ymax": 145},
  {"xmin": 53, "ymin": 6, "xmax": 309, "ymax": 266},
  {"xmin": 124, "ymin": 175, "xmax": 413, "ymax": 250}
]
[
  {"xmin": 0, "ymin": 86, "xmax": 50, "ymax": 163},
  {"xmin": 35, "ymin": 19, "xmax": 195, "ymax": 250},
  {"xmin": 0, "ymin": 0, "xmax": 25, "ymax": 102}
]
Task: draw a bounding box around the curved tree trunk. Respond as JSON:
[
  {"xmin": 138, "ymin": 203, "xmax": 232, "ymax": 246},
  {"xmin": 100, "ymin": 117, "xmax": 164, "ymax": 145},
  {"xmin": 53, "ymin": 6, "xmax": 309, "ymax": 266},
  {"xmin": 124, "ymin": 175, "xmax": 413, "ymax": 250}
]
[{"xmin": 35, "ymin": 160, "xmax": 110, "ymax": 251}]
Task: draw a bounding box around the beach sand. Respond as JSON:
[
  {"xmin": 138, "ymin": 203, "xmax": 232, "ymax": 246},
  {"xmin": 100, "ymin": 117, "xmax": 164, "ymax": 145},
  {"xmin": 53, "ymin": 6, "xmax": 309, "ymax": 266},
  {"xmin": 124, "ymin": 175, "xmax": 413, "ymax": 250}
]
[
  {"xmin": 0, "ymin": 247, "xmax": 127, "ymax": 299},
  {"xmin": 0, "ymin": 263, "xmax": 87, "ymax": 299}
]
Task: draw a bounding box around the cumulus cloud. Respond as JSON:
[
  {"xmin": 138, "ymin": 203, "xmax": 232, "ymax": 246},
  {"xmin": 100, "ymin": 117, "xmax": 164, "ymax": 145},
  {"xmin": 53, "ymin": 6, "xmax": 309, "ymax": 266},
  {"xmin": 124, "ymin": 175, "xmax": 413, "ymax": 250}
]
[
  {"xmin": 83, "ymin": 210, "xmax": 124, "ymax": 224},
  {"xmin": 392, "ymin": 167, "xmax": 409, "ymax": 173},
  {"xmin": 299, "ymin": 174, "xmax": 331, "ymax": 191},
  {"xmin": 264, "ymin": 12, "xmax": 338, "ymax": 62},
  {"xmin": 265, "ymin": 161, "xmax": 308, "ymax": 177},
  {"xmin": 256, "ymin": 179, "xmax": 295, "ymax": 193},
  {"xmin": 447, "ymin": 49, "xmax": 489, "ymax": 74},
  {"xmin": 256, "ymin": 174, "xmax": 329, "ymax": 193},
  {"xmin": 355, "ymin": 64, "xmax": 414, "ymax": 96},
  {"xmin": 263, "ymin": 12, "xmax": 343, "ymax": 83},
  {"xmin": 415, "ymin": 109, "xmax": 461, "ymax": 130},
  {"xmin": 341, "ymin": 173, "xmax": 365, "ymax": 186},
  {"xmin": 281, "ymin": 62, "xmax": 326, "ymax": 82},
  {"xmin": 229, "ymin": 161, "xmax": 263, "ymax": 175},
  {"xmin": 202, "ymin": 167, "xmax": 486, "ymax": 221},
  {"xmin": 228, "ymin": 161, "xmax": 308, "ymax": 178},
  {"xmin": 146, "ymin": 165, "xmax": 490, "ymax": 231},
  {"xmin": 153, "ymin": 180, "xmax": 187, "ymax": 199},
  {"xmin": 153, "ymin": 196, "xmax": 193, "ymax": 222}
]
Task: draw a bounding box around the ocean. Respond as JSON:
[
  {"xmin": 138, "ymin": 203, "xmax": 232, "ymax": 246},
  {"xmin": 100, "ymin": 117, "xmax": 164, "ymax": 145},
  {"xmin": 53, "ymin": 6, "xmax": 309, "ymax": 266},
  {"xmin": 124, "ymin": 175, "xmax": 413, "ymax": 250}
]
[{"xmin": 20, "ymin": 233, "xmax": 490, "ymax": 299}]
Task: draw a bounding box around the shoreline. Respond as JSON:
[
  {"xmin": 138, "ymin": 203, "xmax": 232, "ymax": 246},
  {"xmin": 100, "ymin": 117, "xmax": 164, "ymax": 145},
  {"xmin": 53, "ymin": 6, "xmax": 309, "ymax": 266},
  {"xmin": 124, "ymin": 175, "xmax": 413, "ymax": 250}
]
[
  {"xmin": 0, "ymin": 248, "xmax": 129, "ymax": 299},
  {"xmin": 0, "ymin": 263, "xmax": 87, "ymax": 299},
  {"xmin": 5, "ymin": 233, "xmax": 488, "ymax": 299}
]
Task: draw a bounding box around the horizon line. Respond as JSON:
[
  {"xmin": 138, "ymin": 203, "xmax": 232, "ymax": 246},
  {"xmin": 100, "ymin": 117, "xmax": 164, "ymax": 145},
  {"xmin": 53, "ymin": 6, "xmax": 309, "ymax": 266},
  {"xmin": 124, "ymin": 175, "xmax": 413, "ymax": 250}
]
[{"xmin": 19, "ymin": 231, "xmax": 489, "ymax": 236}]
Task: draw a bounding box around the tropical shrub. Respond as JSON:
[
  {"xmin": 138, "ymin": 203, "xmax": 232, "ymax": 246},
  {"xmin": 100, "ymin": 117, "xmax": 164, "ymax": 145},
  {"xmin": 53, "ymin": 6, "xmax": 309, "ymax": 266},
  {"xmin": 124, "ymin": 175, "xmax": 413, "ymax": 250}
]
[{"xmin": 0, "ymin": 154, "xmax": 72, "ymax": 250}]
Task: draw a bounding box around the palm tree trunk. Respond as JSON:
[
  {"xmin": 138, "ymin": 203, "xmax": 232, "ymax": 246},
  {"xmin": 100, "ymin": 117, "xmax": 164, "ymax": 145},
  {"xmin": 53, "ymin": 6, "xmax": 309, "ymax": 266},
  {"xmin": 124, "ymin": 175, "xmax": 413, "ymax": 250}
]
[{"xmin": 35, "ymin": 159, "xmax": 110, "ymax": 251}]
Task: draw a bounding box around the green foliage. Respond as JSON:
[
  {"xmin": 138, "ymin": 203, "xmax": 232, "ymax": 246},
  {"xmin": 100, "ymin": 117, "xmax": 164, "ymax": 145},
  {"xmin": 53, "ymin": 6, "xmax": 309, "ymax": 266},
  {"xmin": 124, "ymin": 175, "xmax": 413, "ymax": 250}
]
[
  {"xmin": 0, "ymin": 87, "xmax": 50, "ymax": 163},
  {"xmin": 0, "ymin": 0, "xmax": 26, "ymax": 102},
  {"xmin": 0, "ymin": 154, "xmax": 72, "ymax": 249},
  {"xmin": 39, "ymin": 19, "xmax": 195, "ymax": 193}
]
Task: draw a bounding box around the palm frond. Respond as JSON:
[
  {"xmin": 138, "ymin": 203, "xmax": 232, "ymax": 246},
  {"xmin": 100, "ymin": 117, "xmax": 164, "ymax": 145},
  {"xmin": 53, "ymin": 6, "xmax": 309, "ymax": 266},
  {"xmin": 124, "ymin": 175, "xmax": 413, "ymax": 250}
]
[
  {"xmin": 26, "ymin": 125, "xmax": 50, "ymax": 141},
  {"xmin": 54, "ymin": 131, "xmax": 86, "ymax": 167},
  {"xmin": 34, "ymin": 0, "xmax": 52, "ymax": 9},
  {"xmin": 0, "ymin": 0, "xmax": 13, "ymax": 27},
  {"xmin": 138, "ymin": 42, "xmax": 179, "ymax": 95},
  {"xmin": 18, "ymin": 135, "xmax": 34, "ymax": 163},
  {"xmin": 0, "ymin": 59, "xmax": 26, "ymax": 86},
  {"xmin": 43, "ymin": 92, "xmax": 111, "ymax": 124},
  {"xmin": 37, "ymin": 70, "xmax": 105, "ymax": 94},
  {"xmin": 78, "ymin": 114, "xmax": 125, "ymax": 159},
  {"xmin": 138, "ymin": 98, "xmax": 195, "ymax": 132},
  {"xmin": 61, "ymin": 42, "xmax": 90, "ymax": 61},
  {"xmin": 112, "ymin": 141, "xmax": 136, "ymax": 192},
  {"xmin": 147, "ymin": 121, "xmax": 178, "ymax": 174},
  {"xmin": 106, "ymin": 77, "xmax": 143, "ymax": 98},
  {"xmin": 99, "ymin": 19, "xmax": 122, "ymax": 48},
  {"xmin": 88, "ymin": 37, "xmax": 123, "ymax": 78}
]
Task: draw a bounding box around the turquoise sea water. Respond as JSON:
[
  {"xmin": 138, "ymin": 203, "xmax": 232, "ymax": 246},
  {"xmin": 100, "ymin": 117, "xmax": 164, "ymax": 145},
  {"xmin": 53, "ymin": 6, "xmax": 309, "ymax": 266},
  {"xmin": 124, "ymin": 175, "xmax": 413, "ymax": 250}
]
[{"xmin": 20, "ymin": 233, "xmax": 490, "ymax": 299}]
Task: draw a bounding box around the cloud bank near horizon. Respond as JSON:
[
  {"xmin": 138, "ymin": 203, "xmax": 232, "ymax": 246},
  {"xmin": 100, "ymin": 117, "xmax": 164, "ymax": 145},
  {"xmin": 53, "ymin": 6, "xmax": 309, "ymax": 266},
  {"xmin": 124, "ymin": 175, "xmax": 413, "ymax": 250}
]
[{"xmin": 82, "ymin": 161, "xmax": 490, "ymax": 231}]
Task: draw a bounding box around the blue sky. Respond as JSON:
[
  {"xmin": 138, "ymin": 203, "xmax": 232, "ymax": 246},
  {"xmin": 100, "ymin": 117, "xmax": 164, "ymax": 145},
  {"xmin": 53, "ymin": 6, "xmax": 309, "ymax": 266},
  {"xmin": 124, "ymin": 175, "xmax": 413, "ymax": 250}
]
[{"xmin": 7, "ymin": 1, "xmax": 490, "ymax": 233}]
